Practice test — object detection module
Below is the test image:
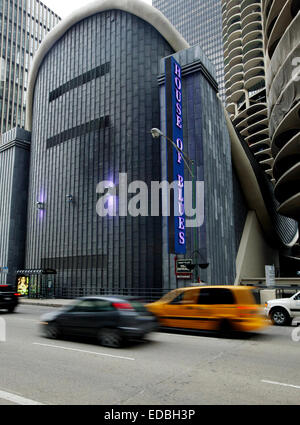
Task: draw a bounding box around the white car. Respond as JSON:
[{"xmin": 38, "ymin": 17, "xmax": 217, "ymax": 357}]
[{"xmin": 265, "ymin": 291, "xmax": 300, "ymax": 326}]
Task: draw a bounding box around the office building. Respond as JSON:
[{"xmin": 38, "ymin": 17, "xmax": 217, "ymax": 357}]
[
  {"xmin": 152, "ymin": 0, "xmax": 226, "ymax": 102},
  {"xmin": 0, "ymin": 0, "xmax": 60, "ymax": 136}
]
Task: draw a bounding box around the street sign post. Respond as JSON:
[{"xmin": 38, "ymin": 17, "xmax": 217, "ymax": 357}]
[
  {"xmin": 176, "ymin": 259, "xmax": 193, "ymax": 279},
  {"xmin": 265, "ymin": 265, "xmax": 275, "ymax": 287}
]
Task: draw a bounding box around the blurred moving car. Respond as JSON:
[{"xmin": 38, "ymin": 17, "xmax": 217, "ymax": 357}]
[
  {"xmin": 147, "ymin": 286, "xmax": 268, "ymax": 333},
  {"xmin": 265, "ymin": 291, "xmax": 300, "ymax": 326},
  {"xmin": 0, "ymin": 285, "xmax": 20, "ymax": 313},
  {"xmin": 40, "ymin": 296, "xmax": 158, "ymax": 347}
]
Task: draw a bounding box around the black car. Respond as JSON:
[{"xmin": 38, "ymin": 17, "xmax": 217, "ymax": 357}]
[
  {"xmin": 40, "ymin": 296, "xmax": 158, "ymax": 347},
  {"xmin": 0, "ymin": 285, "xmax": 20, "ymax": 313}
]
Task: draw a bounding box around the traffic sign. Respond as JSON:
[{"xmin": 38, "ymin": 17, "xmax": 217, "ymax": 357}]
[{"xmin": 176, "ymin": 259, "xmax": 193, "ymax": 276}]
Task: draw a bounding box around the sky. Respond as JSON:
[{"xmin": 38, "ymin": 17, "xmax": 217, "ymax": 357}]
[{"xmin": 43, "ymin": 0, "xmax": 152, "ymax": 18}]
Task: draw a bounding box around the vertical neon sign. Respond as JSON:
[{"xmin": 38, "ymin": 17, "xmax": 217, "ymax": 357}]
[{"xmin": 165, "ymin": 56, "xmax": 186, "ymax": 254}]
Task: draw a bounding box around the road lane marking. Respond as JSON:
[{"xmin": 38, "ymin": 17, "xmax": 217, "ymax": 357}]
[
  {"xmin": 33, "ymin": 342, "xmax": 135, "ymax": 361},
  {"xmin": 0, "ymin": 389, "xmax": 44, "ymax": 405},
  {"xmin": 161, "ymin": 332, "xmax": 200, "ymax": 338},
  {"xmin": 159, "ymin": 332, "xmax": 216, "ymax": 340},
  {"xmin": 261, "ymin": 380, "xmax": 300, "ymax": 390}
]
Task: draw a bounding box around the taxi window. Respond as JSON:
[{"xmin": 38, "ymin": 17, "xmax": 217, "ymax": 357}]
[
  {"xmin": 198, "ymin": 288, "xmax": 235, "ymax": 305},
  {"xmin": 160, "ymin": 289, "xmax": 184, "ymax": 303},
  {"xmin": 170, "ymin": 292, "xmax": 185, "ymax": 304},
  {"xmin": 234, "ymin": 289, "xmax": 257, "ymax": 305},
  {"xmin": 182, "ymin": 289, "xmax": 200, "ymax": 304},
  {"xmin": 169, "ymin": 289, "xmax": 199, "ymax": 305}
]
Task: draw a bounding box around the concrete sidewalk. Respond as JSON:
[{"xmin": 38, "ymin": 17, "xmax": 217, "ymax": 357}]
[{"xmin": 20, "ymin": 298, "xmax": 73, "ymax": 308}]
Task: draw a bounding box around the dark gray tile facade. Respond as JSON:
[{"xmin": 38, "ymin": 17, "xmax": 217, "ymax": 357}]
[
  {"xmin": 23, "ymin": 10, "xmax": 249, "ymax": 298},
  {"xmin": 0, "ymin": 127, "xmax": 31, "ymax": 284},
  {"xmin": 26, "ymin": 11, "xmax": 174, "ymax": 298}
]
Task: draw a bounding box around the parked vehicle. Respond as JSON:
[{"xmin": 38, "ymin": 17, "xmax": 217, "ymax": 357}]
[
  {"xmin": 147, "ymin": 285, "xmax": 268, "ymax": 333},
  {"xmin": 40, "ymin": 296, "xmax": 158, "ymax": 347},
  {"xmin": 0, "ymin": 285, "xmax": 20, "ymax": 313},
  {"xmin": 265, "ymin": 291, "xmax": 300, "ymax": 326}
]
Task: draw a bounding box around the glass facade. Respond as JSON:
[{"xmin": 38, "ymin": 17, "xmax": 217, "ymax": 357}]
[
  {"xmin": 153, "ymin": 0, "xmax": 226, "ymax": 102},
  {"xmin": 0, "ymin": 0, "xmax": 60, "ymax": 136}
]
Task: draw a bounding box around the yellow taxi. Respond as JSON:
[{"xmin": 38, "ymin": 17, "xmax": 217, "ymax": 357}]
[{"xmin": 147, "ymin": 285, "xmax": 268, "ymax": 333}]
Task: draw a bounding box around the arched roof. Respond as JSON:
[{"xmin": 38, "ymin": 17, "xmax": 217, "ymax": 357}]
[{"xmin": 25, "ymin": 0, "xmax": 189, "ymax": 130}]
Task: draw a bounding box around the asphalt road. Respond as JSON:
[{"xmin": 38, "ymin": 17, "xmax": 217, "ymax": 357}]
[{"xmin": 0, "ymin": 304, "xmax": 299, "ymax": 405}]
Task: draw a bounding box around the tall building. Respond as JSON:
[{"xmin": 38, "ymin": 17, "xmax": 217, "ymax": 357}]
[
  {"xmin": 0, "ymin": 0, "xmax": 61, "ymax": 136},
  {"xmin": 152, "ymin": 0, "xmax": 226, "ymax": 102},
  {"xmin": 0, "ymin": 0, "xmax": 298, "ymax": 296},
  {"xmin": 262, "ymin": 0, "xmax": 300, "ymax": 220},
  {"xmin": 222, "ymin": 0, "xmax": 273, "ymax": 178}
]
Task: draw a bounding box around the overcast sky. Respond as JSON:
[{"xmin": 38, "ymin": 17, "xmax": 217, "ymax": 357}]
[{"xmin": 43, "ymin": 0, "xmax": 152, "ymax": 18}]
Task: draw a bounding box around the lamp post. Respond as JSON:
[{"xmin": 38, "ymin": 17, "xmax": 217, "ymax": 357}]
[
  {"xmin": 150, "ymin": 128, "xmax": 194, "ymax": 178},
  {"xmin": 151, "ymin": 128, "xmax": 207, "ymax": 282}
]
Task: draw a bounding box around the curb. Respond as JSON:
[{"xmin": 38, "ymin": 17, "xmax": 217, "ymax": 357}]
[{"xmin": 20, "ymin": 300, "xmax": 69, "ymax": 308}]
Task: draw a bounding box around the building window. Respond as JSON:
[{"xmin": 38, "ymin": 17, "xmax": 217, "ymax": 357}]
[{"xmin": 49, "ymin": 62, "xmax": 110, "ymax": 102}]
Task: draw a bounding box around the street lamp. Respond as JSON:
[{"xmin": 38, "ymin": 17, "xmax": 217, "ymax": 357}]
[
  {"xmin": 192, "ymin": 249, "xmax": 209, "ymax": 281},
  {"xmin": 150, "ymin": 128, "xmax": 194, "ymax": 178},
  {"xmin": 151, "ymin": 128, "xmax": 207, "ymax": 282}
]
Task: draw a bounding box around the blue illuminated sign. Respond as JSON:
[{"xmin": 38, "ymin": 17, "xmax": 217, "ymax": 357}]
[
  {"xmin": 172, "ymin": 58, "xmax": 186, "ymax": 254},
  {"xmin": 165, "ymin": 57, "xmax": 186, "ymax": 255}
]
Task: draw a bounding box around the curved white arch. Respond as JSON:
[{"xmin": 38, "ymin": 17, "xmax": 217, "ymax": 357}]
[
  {"xmin": 25, "ymin": 0, "xmax": 189, "ymax": 130},
  {"xmin": 223, "ymin": 100, "xmax": 299, "ymax": 247}
]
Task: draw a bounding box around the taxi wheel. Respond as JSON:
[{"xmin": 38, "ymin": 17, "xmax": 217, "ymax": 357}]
[
  {"xmin": 219, "ymin": 320, "xmax": 232, "ymax": 337},
  {"xmin": 271, "ymin": 309, "xmax": 290, "ymax": 326},
  {"xmin": 98, "ymin": 328, "xmax": 123, "ymax": 348}
]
